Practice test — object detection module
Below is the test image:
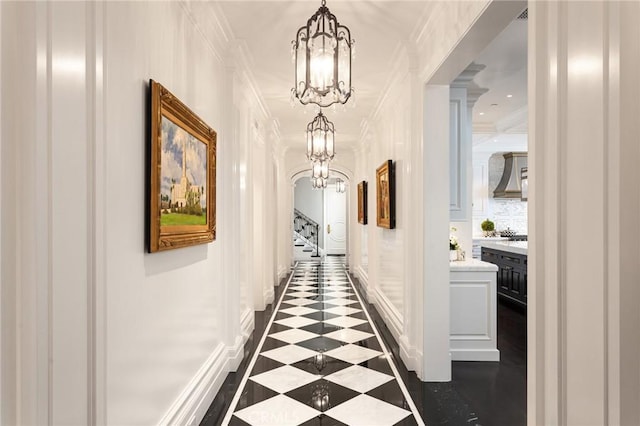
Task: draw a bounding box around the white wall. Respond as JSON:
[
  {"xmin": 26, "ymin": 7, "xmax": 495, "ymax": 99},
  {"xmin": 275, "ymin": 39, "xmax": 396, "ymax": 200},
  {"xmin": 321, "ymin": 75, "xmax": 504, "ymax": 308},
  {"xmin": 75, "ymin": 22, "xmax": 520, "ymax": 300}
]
[
  {"xmin": 346, "ymin": 0, "xmax": 526, "ymax": 382},
  {"xmin": 355, "ymin": 68, "xmax": 412, "ymax": 338},
  {"xmin": 0, "ymin": 1, "xmax": 279, "ymax": 425},
  {"xmin": 529, "ymin": 1, "xmax": 640, "ymax": 424}
]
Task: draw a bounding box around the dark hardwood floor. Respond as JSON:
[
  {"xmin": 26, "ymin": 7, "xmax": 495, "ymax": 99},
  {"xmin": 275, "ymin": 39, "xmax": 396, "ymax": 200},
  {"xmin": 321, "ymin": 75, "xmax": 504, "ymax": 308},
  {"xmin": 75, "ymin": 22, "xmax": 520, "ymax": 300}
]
[{"xmin": 201, "ymin": 267, "xmax": 527, "ymax": 426}]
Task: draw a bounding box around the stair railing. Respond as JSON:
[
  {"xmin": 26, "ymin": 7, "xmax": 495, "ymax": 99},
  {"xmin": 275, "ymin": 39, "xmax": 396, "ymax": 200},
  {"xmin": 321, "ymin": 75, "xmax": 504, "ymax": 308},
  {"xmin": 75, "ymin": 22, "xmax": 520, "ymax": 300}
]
[{"xmin": 293, "ymin": 208, "xmax": 320, "ymax": 257}]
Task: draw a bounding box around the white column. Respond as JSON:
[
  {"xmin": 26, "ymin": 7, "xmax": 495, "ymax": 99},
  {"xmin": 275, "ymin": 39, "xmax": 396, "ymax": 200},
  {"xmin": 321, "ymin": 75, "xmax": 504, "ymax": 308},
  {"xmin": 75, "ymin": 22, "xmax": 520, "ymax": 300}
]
[
  {"xmin": 221, "ymin": 61, "xmax": 242, "ymax": 366},
  {"xmin": 422, "ymin": 84, "xmax": 451, "ymax": 381},
  {"xmin": 529, "ymin": 1, "xmax": 640, "ymax": 424},
  {"xmin": 450, "ymin": 65, "xmax": 487, "ymax": 257}
]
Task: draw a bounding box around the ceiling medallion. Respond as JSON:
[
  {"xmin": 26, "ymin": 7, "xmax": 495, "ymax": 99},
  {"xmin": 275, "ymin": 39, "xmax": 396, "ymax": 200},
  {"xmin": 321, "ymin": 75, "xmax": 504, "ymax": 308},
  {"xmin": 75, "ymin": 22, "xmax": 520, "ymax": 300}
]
[{"xmin": 292, "ymin": 0, "xmax": 354, "ymax": 107}]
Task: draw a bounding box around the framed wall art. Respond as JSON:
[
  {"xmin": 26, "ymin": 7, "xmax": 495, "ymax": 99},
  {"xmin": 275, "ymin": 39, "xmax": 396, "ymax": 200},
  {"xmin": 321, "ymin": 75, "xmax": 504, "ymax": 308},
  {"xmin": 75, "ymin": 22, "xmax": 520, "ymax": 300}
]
[
  {"xmin": 376, "ymin": 160, "xmax": 395, "ymax": 229},
  {"xmin": 358, "ymin": 181, "xmax": 368, "ymax": 225},
  {"xmin": 149, "ymin": 80, "xmax": 216, "ymax": 252}
]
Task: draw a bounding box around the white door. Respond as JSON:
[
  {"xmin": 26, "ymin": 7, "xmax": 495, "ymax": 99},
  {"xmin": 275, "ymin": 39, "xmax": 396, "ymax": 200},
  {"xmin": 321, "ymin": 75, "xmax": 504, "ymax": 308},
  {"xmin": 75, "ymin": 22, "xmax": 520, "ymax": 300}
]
[{"xmin": 324, "ymin": 185, "xmax": 347, "ymax": 255}]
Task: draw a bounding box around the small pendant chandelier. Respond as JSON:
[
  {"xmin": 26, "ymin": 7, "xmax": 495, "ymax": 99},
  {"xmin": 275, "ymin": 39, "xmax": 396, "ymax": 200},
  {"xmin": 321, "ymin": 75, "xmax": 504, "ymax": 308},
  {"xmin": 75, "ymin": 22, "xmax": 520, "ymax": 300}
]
[
  {"xmin": 335, "ymin": 178, "xmax": 346, "ymax": 193},
  {"xmin": 311, "ymin": 176, "xmax": 328, "ymax": 189},
  {"xmin": 307, "ymin": 111, "xmax": 335, "ymax": 161},
  {"xmin": 292, "ymin": 0, "xmax": 354, "ymax": 107},
  {"xmin": 311, "ymin": 159, "xmax": 330, "ymax": 179}
]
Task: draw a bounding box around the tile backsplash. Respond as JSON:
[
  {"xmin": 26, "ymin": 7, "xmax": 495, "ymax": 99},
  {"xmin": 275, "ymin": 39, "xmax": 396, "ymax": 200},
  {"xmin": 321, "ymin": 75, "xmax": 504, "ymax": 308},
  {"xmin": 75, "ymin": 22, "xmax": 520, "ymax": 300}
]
[{"xmin": 473, "ymin": 152, "xmax": 528, "ymax": 235}]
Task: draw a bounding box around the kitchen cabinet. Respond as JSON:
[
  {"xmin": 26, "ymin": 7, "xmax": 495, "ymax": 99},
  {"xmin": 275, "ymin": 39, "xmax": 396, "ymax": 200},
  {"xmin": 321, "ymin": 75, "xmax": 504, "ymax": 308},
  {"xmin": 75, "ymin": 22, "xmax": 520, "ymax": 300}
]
[
  {"xmin": 472, "ymin": 236, "xmax": 509, "ymax": 259},
  {"xmin": 481, "ymin": 247, "xmax": 527, "ymax": 306},
  {"xmin": 450, "ymin": 259, "xmax": 500, "ymax": 361}
]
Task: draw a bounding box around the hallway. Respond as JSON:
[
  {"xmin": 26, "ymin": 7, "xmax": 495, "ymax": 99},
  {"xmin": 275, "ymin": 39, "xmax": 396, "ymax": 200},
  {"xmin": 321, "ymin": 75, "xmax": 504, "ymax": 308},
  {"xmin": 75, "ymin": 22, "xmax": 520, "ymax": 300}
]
[
  {"xmin": 218, "ymin": 257, "xmax": 422, "ymax": 425},
  {"xmin": 203, "ymin": 259, "xmax": 527, "ymax": 426},
  {"xmin": 3, "ymin": 2, "xmax": 639, "ymax": 424}
]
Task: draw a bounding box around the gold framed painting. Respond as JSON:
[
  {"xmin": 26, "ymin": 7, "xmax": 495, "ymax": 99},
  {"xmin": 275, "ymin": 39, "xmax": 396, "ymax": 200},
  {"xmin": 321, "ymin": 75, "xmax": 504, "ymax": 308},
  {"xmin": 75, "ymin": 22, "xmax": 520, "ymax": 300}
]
[
  {"xmin": 149, "ymin": 80, "xmax": 216, "ymax": 252},
  {"xmin": 358, "ymin": 181, "xmax": 368, "ymax": 225},
  {"xmin": 376, "ymin": 160, "xmax": 395, "ymax": 229}
]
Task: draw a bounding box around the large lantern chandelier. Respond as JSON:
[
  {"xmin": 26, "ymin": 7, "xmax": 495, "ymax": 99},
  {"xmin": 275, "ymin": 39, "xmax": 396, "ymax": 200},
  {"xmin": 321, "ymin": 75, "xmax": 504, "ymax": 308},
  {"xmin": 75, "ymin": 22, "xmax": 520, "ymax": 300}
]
[
  {"xmin": 335, "ymin": 178, "xmax": 346, "ymax": 193},
  {"xmin": 307, "ymin": 111, "xmax": 335, "ymax": 161},
  {"xmin": 292, "ymin": 0, "xmax": 354, "ymax": 107}
]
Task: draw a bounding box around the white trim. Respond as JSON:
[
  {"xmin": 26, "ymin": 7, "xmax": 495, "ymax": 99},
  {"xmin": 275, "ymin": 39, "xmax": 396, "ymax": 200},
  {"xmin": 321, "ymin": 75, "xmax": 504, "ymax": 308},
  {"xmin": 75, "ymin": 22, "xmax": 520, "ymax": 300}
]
[
  {"xmin": 263, "ymin": 286, "xmax": 274, "ymax": 307},
  {"xmin": 353, "ymin": 265, "xmax": 369, "ymax": 301},
  {"xmin": 277, "ymin": 266, "xmax": 288, "ymax": 282},
  {"xmin": 371, "ymin": 287, "xmax": 404, "ymax": 342},
  {"xmin": 450, "ymin": 348, "xmax": 500, "ymax": 362},
  {"xmin": 158, "ymin": 343, "xmax": 229, "ymax": 426},
  {"xmin": 399, "ymin": 335, "xmax": 419, "ymax": 374},
  {"xmin": 226, "ymin": 335, "xmax": 245, "ymax": 374},
  {"xmin": 240, "ymin": 308, "xmax": 254, "ymax": 341},
  {"xmin": 226, "ymin": 309, "xmax": 255, "ymax": 375}
]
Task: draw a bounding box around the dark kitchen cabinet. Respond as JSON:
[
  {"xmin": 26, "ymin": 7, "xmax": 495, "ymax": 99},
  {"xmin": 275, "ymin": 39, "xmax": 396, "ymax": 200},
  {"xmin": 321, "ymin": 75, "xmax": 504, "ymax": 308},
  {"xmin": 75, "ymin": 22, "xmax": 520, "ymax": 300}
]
[{"xmin": 481, "ymin": 247, "xmax": 527, "ymax": 306}]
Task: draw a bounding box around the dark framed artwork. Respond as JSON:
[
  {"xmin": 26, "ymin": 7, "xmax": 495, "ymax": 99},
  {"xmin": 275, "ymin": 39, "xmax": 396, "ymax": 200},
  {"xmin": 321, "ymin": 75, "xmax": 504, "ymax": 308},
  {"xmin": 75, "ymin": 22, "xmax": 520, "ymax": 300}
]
[
  {"xmin": 376, "ymin": 160, "xmax": 395, "ymax": 229},
  {"xmin": 358, "ymin": 181, "xmax": 368, "ymax": 225},
  {"xmin": 149, "ymin": 80, "xmax": 216, "ymax": 252}
]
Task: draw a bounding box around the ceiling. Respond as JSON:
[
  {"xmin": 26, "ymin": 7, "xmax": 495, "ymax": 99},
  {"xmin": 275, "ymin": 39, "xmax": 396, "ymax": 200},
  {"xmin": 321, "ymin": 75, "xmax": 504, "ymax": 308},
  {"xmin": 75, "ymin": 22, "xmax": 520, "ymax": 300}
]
[
  {"xmin": 214, "ymin": 1, "xmax": 527, "ymax": 153},
  {"xmin": 471, "ymin": 17, "xmax": 528, "ymax": 145},
  {"xmin": 216, "ymin": 0, "xmax": 430, "ymax": 151}
]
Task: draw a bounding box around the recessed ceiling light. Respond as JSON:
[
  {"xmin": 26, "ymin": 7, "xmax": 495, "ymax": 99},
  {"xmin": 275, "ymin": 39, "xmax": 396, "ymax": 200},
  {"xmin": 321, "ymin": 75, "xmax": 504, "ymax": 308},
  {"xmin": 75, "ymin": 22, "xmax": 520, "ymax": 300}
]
[
  {"xmin": 479, "ymin": 112, "xmax": 485, "ymax": 116},
  {"xmin": 507, "ymin": 94, "xmax": 513, "ymax": 98}
]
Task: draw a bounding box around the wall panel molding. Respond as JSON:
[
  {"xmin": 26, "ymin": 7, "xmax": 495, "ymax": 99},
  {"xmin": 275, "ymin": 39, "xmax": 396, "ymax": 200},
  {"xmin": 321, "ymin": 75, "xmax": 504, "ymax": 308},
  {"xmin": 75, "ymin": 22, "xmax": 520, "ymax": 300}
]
[{"xmin": 529, "ymin": 2, "xmax": 640, "ymax": 424}]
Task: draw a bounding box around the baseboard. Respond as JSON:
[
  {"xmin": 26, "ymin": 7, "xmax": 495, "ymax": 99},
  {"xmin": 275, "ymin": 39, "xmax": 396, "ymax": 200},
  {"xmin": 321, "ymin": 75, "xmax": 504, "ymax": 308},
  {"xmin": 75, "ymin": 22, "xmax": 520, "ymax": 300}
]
[
  {"xmin": 158, "ymin": 343, "xmax": 228, "ymax": 426},
  {"xmin": 264, "ymin": 286, "xmax": 274, "ymax": 306},
  {"xmin": 277, "ymin": 266, "xmax": 288, "ymax": 281},
  {"xmin": 227, "ymin": 309, "xmax": 254, "ymax": 372},
  {"xmin": 354, "ymin": 266, "xmax": 369, "ymax": 301},
  {"xmin": 450, "ymin": 348, "xmax": 500, "ymax": 362},
  {"xmin": 372, "ymin": 288, "xmax": 403, "ymax": 342},
  {"xmin": 240, "ymin": 308, "xmax": 254, "ymax": 341},
  {"xmin": 398, "ymin": 334, "xmax": 419, "ymax": 374}
]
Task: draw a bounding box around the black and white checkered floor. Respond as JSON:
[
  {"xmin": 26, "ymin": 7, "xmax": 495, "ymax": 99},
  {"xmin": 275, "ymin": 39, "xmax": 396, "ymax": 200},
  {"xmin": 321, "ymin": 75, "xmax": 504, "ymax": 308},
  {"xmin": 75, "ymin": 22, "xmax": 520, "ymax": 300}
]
[{"xmin": 222, "ymin": 257, "xmax": 424, "ymax": 426}]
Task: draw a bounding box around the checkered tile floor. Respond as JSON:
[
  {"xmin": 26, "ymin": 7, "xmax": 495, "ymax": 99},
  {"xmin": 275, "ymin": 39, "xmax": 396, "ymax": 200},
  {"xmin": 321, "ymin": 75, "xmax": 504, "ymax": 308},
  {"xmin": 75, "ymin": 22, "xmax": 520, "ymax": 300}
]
[{"xmin": 222, "ymin": 257, "xmax": 424, "ymax": 426}]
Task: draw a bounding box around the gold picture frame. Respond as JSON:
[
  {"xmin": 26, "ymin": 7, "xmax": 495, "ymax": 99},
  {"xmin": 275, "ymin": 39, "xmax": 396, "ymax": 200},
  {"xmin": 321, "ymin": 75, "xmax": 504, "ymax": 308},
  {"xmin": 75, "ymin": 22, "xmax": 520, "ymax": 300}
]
[
  {"xmin": 149, "ymin": 80, "xmax": 216, "ymax": 252},
  {"xmin": 376, "ymin": 160, "xmax": 395, "ymax": 229},
  {"xmin": 358, "ymin": 181, "xmax": 368, "ymax": 225}
]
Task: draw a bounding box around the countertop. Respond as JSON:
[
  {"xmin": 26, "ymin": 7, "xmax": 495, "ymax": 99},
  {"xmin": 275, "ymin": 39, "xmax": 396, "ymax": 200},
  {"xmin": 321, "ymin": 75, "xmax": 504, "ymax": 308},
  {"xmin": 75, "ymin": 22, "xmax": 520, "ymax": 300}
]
[
  {"xmin": 450, "ymin": 258, "xmax": 499, "ymax": 272},
  {"xmin": 480, "ymin": 240, "xmax": 528, "ymax": 255}
]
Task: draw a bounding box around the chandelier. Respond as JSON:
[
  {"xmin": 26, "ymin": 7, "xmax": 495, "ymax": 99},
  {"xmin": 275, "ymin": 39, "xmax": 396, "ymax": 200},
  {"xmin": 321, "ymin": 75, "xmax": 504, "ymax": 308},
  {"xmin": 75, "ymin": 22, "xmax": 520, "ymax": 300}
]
[
  {"xmin": 292, "ymin": 0, "xmax": 354, "ymax": 107},
  {"xmin": 307, "ymin": 111, "xmax": 335, "ymax": 161},
  {"xmin": 335, "ymin": 178, "xmax": 346, "ymax": 193},
  {"xmin": 311, "ymin": 176, "xmax": 328, "ymax": 189},
  {"xmin": 311, "ymin": 159, "xmax": 330, "ymax": 179}
]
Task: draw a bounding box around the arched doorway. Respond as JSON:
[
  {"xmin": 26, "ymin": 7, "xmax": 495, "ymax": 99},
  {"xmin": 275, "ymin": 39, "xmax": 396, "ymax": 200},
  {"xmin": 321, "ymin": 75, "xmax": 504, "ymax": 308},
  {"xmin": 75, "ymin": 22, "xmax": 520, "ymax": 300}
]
[{"xmin": 290, "ymin": 168, "xmax": 351, "ymax": 262}]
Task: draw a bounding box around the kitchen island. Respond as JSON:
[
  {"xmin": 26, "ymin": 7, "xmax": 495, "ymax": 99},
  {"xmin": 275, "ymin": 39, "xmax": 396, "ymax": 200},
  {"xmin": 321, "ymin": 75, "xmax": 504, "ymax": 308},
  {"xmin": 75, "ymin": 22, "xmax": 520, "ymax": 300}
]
[
  {"xmin": 480, "ymin": 241, "xmax": 528, "ymax": 306},
  {"xmin": 450, "ymin": 258, "xmax": 500, "ymax": 361}
]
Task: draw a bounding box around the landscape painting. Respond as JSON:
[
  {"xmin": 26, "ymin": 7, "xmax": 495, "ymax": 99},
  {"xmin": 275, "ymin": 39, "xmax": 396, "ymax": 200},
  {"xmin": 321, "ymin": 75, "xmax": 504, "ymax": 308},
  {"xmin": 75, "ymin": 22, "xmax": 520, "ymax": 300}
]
[
  {"xmin": 376, "ymin": 160, "xmax": 395, "ymax": 229},
  {"xmin": 358, "ymin": 181, "xmax": 367, "ymax": 225},
  {"xmin": 160, "ymin": 116, "xmax": 208, "ymax": 226},
  {"xmin": 149, "ymin": 80, "xmax": 216, "ymax": 252}
]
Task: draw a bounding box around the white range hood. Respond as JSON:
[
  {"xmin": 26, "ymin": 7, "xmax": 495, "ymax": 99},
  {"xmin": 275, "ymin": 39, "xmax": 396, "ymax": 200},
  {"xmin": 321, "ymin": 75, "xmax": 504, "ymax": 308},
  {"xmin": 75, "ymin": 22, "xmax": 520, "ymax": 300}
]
[{"xmin": 493, "ymin": 152, "xmax": 528, "ymax": 198}]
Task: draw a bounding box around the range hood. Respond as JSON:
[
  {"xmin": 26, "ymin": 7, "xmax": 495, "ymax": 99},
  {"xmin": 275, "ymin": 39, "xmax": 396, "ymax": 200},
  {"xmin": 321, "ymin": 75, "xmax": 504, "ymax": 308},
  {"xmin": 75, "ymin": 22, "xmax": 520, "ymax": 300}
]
[{"xmin": 493, "ymin": 152, "xmax": 528, "ymax": 198}]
